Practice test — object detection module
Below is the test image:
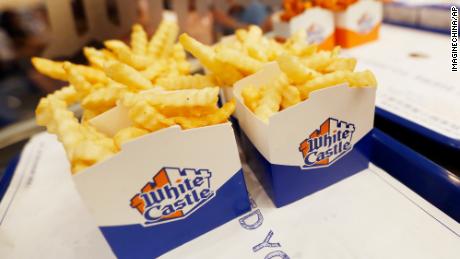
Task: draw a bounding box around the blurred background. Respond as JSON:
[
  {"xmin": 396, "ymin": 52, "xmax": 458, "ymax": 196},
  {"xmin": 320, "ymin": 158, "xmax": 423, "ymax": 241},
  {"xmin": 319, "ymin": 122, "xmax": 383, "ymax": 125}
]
[{"xmin": 0, "ymin": 0, "xmax": 457, "ymax": 175}]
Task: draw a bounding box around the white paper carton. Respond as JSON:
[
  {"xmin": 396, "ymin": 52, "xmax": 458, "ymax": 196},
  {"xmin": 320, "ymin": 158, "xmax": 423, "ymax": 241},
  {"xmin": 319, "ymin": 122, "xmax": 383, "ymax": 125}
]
[
  {"xmin": 71, "ymin": 122, "xmax": 250, "ymax": 258},
  {"xmin": 272, "ymin": 7, "xmax": 335, "ymax": 50},
  {"xmin": 233, "ymin": 63, "xmax": 376, "ymax": 207},
  {"xmin": 335, "ymin": 0, "xmax": 383, "ymax": 48}
]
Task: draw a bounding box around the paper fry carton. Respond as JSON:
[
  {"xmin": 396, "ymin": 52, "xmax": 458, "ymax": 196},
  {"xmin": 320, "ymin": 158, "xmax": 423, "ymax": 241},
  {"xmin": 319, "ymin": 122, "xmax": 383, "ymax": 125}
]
[
  {"xmin": 72, "ymin": 122, "xmax": 251, "ymax": 259},
  {"xmin": 272, "ymin": 7, "xmax": 335, "ymax": 50},
  {"xmin": 335, "ymin": 0, "xmax": 383, "ymax": 48},
  {"xmin": 233, "ymin": 63, "xmax": 376, "ymax": 207}
]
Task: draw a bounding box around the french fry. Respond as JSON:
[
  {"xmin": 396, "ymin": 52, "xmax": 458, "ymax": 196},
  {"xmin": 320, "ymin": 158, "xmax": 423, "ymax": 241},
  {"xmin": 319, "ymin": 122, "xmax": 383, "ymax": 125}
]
[
  {"xmin": 84, "ymin": 47, "xmax": 114, "ymax": 69},
  {"xmin": 105, "ymin": 61, "xmax": 153, "ymax": 91},
  {"xmin": 254, "ymin": 74, "xmax": 289, "ymax": 122},
  {"xmin": 144, "ymin": 87, "xmax": 219, "ymax": 109},
  {"xmin": 298, "ymin": 70, "xmax": 377, "ymax": 99},
  {"xmin": 148, "ymin": 20, "xmax": 179, "ymax": 58},
  {"xmin": 130, "ymin": 24, "xmax": 148, "ymax": 55},
  {"xmin": 180, "ymin": 33, "xmax": 243, "ymax": 85},
  {"xmin": 241, "ymin": 85, "xmax": 262, "ymax": 112},
  {"xmin": 301, "ymin": 51, "xmax": 335, "ymax": 71},
  {"xmin": 215, "ymin": 47, "xmax": 263, "ymax": 75},
  {"xmin": 128, "ymin": 100, "xmax": 175, "ymax": 131},
  {"xmin": 81, "ymin": 86, "xmax": 125, "ymax": 112},
  {"xmin": 105, "ymin": 40, "xmax": 152, "ymax": 70},
  {"xmin": 31, "ymin": 57, "xmax": 67, "ymax": 81},
  {"xmin": 179, "ymin": 33, "xmax": 215, "ymax": 69},
  {"xmin": 276, "ymin": 54, "xmax": 319, "ymax": 84},
  {"xmin": 64, "ymin": 62, "xmax": 94, "ymax": 97},
  {"xmin": 324, "ymin": 57, "xmax": 357, "ymax": 73},
  {"xmin": 156, "ymin": 74, "xmax": 215, "ymax": 90},
  {"xmin": 142, "ymin": 62, "xmax": 167, "ymax": 81},
  {"xmin": 281, "ymin": 85, "xmax": 301, "ymax": 109},
  {"xmin": 173, "ymin": 100, "xmax": 235, "ymax": 129},
  {"xmin": 48, "ymin": 85, "xmax": 79, "ymax": 105},
  {"xmin": 114, "ymin": 126, "xmax": 149, "ymax": 149}
]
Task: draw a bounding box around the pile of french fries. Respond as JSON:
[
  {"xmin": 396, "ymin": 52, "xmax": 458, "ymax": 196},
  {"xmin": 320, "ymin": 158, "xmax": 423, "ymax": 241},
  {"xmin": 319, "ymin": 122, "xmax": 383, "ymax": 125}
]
[
  {"xmin": 280, "ymin": 0, "xmax": 358, "ymax": 22},
  {"xmin": 34, "ymin": 20, "xmax": 376, "ymax": 173},
  {"xmin": 180, "ymin": 26, "xmax": 377, "ymax": 122},
  {"xmin": 280, "ymin": 0, "xmax": 313, "ymax": 22},
  {"xmin": 313, "ymin": 0, "xmax": 358, "ymax": 11},
  {"xmin": 33, "ymin": 19, "xmax": 232, "ymax": 174}
]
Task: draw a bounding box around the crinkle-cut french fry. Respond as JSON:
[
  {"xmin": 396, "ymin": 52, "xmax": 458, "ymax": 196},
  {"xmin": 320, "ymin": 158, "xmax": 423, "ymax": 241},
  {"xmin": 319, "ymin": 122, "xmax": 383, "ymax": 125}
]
[
  {"xmin": 35, "ymin": 98, "xmax": 52, "ymax": 126},
  {"xmin": 170, "ymin": 60, "xmax": 191, "ymax": 75},
  {"xmin": 145, "ymin": 87, "xmax": 219, "ymax": 109},
  {"xmin": 179, "ymin": 33, "xmax": 215, "ymax": 68},
  {"xmin": 156, "ymin": 74, "xmax": 215, "ymax": 90},
  {"xmin": 216, "ymin": 38, "xmax": 243, "ymax": 52},
  {"xmin": 81, "ymin": 108, "xmax": 99, "ymax": 122},
  {"xmin": 180, "ymin": 33, "xmax": 243, "ymax": 85},
  {"xmin": 148, "ymin": 20, "xmax": 178, "ymax": 58},
  {"xmin": 73, "ymin": 64, "xmax": 109, "ymax": 84},
  {"xmin": 277, "ymin": 54, "xmax": 320, "ymax": 85},
  {"xmin": 241, "ymin": 85, "xmax": 262, "ymax": 112},
  {"xmin": 84, "ymin": 47, "xmax": 114, "ymax": 70},
  {"xmin": 71, "ymin": 161, "xmax": 91, "ymax": 173},
  {"xmin": 215, "ymin": 47, "xmax": 263, "ymax": 74},
  {"xmin": 105, "ymin": 40, "xmax": 152, "ymax": 70},
  {"xmin": 158, "ymin": 105, "xmax": 218, "ymax": 117},
  {"xmin": 209, "ymin": 61, "xmax": 244, "ymax": 86},
  {"xmin": 246, "ymin": 42, "xmax": 268, "ymax": 62},
  {"xmin": 80, "ymin": 124, "xmax": 116, "ymax": 150},
  {"xmin": 45, "ymin": 98, "xmax": 85, "ymax": 153},
  {"xmin": 173, "ymin": 100, "xmax": 235, "ymax": 129},
  {"xmin": 298, "ymin": 70, "xmax": 377, "ymax": 99},
  {"xmin": 284, "ymin": 30, "xmax": 307, "ymax": 55},
  {"xmin": 71, "ymin": 139, "xmax": 115, "ymax": 166},
  {"xmin": 104, "ymin": 40, "xmax": 130, "ymax": 53},
  {"xmin": 131, "ymin": 24, "xmax": 148, "ymax": 55},
  {"xmin": 120, "ymin": 92, "xmax": 142, "ymax": 107},
  {"xmin": 105, "ymin": 61, "xmax": 153, "ymax": 91},
  {"xmin": 297, "ymin": 44, "xmax": 318, "ymax": 57},
  {"xmin": 301, "ymin": 51, "xmax": 335, "ymax": 72},
  {"xmin": 235, "ymin": 28, "xmax": 248, "ymax": 42},
  {"xmin": 81, "ymin": 86, "xmax": 125, "ymax": 112},
  {"xmin": 281, "ymin": 85, "xmax": 301, "ymax": 109},
  {"xmin": 298, "ymin": 71, "xmax": 349, "ymax": 99},
  {"xmin": 172, "ymin": 43, "xmax": 187, "ymax": 61},
  {"xmin": 114, "ymin": 126, "xmax": 149, "ymax": 149},
  {"xmin": 31, "ymin": 57, "xmax": 67, "ymax": 81},
  {"xmin": 128, "ymin": 100, "xmax": 174, "ymax": 131},
  {"xmin": 50, "ymin": 85, "xmax": 79, "ymax": 104},
  {"xmin": 254, "ymin": 74, "xmax": 289, "ymax": 122},
  {"xmin": 141, "ymin": 62, "xmax": 167, "ymax": 81},
  {"xmin": 163, "ymin": 22, "xmax": 179, "ymax": 57},
  {"xmin": 246, "ymin": 25, "xmax": 263, "ymax": 44},
  {"xmin": 47, "ymin": 58, "xmax": 108, "ymax": 84},
  {"xmin": 347, "ymin": 70, "xmax": 378, "ymax": 87},
  {"xmin": 63, "ymin": 62, "xmax": 94, "ymax": 97},
  {"xmin": 267, "ymin": 39, "xmax": 286, "ymax": 61},
  {"xmin": 324, "ymin": 57, "xmax": 357, "ymax": 73}
]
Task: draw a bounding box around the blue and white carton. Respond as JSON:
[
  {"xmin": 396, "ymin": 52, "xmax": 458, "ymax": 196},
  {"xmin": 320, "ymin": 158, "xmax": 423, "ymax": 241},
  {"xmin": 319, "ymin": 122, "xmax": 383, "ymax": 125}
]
[
  {"xmin": 233, "ymin": 63, "xmax": 376, "ymax": 207},
  {"xmin": 71, "ymin": 121, "xmax": 250, "ymax": 258}
]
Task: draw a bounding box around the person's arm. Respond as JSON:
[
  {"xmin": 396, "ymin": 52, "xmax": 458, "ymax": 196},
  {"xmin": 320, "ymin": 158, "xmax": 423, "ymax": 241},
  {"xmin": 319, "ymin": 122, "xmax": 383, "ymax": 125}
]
[{"xmin": 212, "ymin": 8, "xmax": 246, "ymax": 30}]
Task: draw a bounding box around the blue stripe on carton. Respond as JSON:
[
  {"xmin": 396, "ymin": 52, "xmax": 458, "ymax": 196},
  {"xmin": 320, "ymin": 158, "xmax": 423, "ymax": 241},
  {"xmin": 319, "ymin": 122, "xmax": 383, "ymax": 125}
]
[
  {"xmin": 100, "ymin": 169, "xmax": 250, "ymax": 259},
  {"xmin": 241, "ymin": 131, "xmax": 372, "ymax": 207}
]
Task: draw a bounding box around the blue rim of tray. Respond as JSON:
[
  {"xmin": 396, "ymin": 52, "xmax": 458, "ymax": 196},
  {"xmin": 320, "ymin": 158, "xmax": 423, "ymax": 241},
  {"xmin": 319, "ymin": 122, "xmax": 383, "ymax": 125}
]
[{"xmin": 376, "ymin": 107, "xmax": 460, "ymax": 151}]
